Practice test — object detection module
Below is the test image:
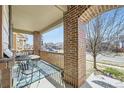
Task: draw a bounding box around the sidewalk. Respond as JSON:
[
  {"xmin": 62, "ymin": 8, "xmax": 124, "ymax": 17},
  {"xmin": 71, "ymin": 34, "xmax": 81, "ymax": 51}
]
[{"xmin": 82, "ymin": 73, "xmax": 124, "ymax": 88}]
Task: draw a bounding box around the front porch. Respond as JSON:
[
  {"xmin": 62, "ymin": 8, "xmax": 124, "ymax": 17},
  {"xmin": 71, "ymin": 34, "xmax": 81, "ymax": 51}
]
[{"xmin": 0, "ymin": 5, "xmax": 123, "ymax": 88}]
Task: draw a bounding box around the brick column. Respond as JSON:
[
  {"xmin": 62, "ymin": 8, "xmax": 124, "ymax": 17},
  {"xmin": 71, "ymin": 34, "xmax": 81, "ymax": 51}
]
[
  {"xmin": 33, "ymin": 31, "xmax": 41, "ymax": 55},
  {"xmin": 64, "ymin": 6, "xmax": 88, "ymax": 87},
  {"xmin": 40, "ymin": 34, "xmax": 43, "ymax": 50}
]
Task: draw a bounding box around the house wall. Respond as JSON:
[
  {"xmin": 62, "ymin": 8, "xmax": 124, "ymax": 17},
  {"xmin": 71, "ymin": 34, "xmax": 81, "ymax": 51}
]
[
  {"xmin": 2, "ymin": 6, "xmax": 9, "ymax": 52},
  {"xmin": 0, "ymin": 6, "xmax": 12, "ymax": 88}
]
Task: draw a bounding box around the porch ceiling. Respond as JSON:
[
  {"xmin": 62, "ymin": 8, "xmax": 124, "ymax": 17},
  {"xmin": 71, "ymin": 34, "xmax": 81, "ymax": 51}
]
[{"xmin": 12, "ymin": 5, "xmax": 67, "ymax": 34}]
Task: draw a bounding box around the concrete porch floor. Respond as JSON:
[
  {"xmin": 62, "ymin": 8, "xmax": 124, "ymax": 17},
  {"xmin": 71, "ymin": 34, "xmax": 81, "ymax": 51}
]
[
  {"xmin": 21, "ymin": 73, "xmax": 124, "ymax": 88},
  {"xmin": 23, "ymin": 76, "xmax": 73, "ymax": 88},
  {"xmin": 12, "ymin": 60, "xmax": 73, "ymax": 88}
]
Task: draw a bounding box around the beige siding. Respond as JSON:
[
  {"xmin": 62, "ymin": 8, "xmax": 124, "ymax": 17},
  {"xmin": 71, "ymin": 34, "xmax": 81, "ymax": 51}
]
[{"xmin": 2, "ymin": 6, "xmax": 9, "ymax": 51}]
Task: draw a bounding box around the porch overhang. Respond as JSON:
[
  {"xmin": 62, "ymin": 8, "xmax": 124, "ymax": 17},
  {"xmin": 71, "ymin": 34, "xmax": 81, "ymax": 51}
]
[{"xmin": 12, "ymin": 5, "xmax": 66, "ymax": 34}]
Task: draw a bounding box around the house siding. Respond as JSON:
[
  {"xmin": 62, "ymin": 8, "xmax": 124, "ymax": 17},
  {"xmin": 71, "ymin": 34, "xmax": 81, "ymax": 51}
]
[{"xmin": 2, "ymin": 5, "xmax": 9, "ymax": 51}]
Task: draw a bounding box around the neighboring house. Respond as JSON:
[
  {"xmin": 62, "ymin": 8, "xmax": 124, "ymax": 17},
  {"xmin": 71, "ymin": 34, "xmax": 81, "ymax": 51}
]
[
  {"xmin": 86, "ymin": 34, "xmax": 124, "ymax": 52},
  {"xmin": 13, "ymin": 32, "xmax": 28, "ymax": 51},
  {"xmin": 24, "ymin": 44, "xmax": 33, "ymax": 50},
  {"xmin": 114, "ymin": 35, "xmax": 124, "ymax": 49},
  {"xmin": 42, "ymin": 42, "xmax": 63, "ymax": 53}
]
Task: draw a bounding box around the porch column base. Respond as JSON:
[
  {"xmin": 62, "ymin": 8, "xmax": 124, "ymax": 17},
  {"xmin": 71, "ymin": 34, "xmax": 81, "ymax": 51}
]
[{"xmin": 64, "ymin": 73, "xmax": 86, "ymax": 88}]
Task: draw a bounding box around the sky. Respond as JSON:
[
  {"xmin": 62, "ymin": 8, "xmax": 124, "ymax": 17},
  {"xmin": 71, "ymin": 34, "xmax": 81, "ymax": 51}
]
[
  {"xmin": 26, "ymin": 7, "xmax": 124, "ymax": 45},
  {"xmin": 26, "ymin": 35, "xmax": 33, "ymax": 45},
  {"xmin": 42, "ymin": 26, "xmax": 64, "ymax": 43}
]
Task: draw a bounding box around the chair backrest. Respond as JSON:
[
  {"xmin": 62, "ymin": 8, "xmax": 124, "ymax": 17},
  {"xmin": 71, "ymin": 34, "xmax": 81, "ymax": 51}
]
[
  {"xmin": 19, "ymin": 62, "xmax": 29, "ymax": 71},
  {"xmin": 4, "ymin": 49, "xmax": 13, "ymax": 58}
]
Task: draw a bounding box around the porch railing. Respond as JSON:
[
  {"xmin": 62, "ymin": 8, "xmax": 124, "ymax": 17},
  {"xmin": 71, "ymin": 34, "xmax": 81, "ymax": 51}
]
[
  {"xmin": 0, "ymin": 58, "xmax": 14, "ymax": 70},
  {"xmin": 15, "ymin": 50, "xmax": 64, "ymax": 69},
  {"xmin": 40, "ymin": 51, "xmax": 64, "ymax": 69},
  {"xmin": 16, "ymin": 50, "xmax": 34, "ymax": 56}
]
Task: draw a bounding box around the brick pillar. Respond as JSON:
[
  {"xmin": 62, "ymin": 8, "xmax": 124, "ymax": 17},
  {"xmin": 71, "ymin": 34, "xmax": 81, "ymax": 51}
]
[
  {"xmin": 64, "ymin": 6, "xmax": 87, "ymax": 87},
  {"xmin": 40, "ymin": 34, "xmax": 43, "ymax": 50},
  {"xmin": 33, "ymin": 31, "xmax": 41, "ymax": 55}
]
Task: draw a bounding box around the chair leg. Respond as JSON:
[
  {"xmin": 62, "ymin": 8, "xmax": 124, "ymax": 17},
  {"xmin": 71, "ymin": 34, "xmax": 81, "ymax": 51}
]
[{"xmin": 16, "ymin": 72, "xmax": 23, "ymax": 87}]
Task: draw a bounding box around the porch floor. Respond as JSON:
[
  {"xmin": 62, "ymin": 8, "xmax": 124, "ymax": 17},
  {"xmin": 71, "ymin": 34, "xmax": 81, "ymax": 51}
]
[{"xmin": 12, "ymin": 60, "xmax": 66, "ymax": 88}]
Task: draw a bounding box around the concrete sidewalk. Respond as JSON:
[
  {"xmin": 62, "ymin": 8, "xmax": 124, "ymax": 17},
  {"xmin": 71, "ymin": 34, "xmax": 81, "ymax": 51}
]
[{"xmin": 82, "ymin": 73, "xmax": 124, "ymax": 88}]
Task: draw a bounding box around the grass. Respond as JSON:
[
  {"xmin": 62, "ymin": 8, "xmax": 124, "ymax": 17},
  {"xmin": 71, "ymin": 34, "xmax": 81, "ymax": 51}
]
[
  {"xmin": 103, "ymin": 67, "xmax": 124, "ymax": 82},
  {"xmin": 86, "ymin": 61, "xmax": 124, "ymax": 82}
]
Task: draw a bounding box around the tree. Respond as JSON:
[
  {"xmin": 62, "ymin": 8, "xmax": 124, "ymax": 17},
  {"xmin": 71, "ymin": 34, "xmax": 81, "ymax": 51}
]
[{"xmin": 83, "ymin": 8, "xmax": 124, "ymax": 69}]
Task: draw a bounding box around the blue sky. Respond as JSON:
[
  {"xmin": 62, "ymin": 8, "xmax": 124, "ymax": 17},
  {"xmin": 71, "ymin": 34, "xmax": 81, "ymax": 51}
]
[
  {"xmin": 26, "ymin": 35, "xmax": 33, "ymax": 45},
  {"xmin": 42, "ymin": 26, "xmax": 64, "ymax": 43}
]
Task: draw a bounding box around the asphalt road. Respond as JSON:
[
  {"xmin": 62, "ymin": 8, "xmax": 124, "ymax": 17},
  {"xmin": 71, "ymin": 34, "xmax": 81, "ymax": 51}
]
[{"xmin": 86, "ymin": 53, "xmax": 124, "ymax": 65}]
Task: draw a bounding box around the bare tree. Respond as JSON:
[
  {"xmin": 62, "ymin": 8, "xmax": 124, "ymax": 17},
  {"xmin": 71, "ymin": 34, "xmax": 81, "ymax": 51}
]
[{"xmin": 83, "ymin": 8, "xmax": 124, "ymax": 69}]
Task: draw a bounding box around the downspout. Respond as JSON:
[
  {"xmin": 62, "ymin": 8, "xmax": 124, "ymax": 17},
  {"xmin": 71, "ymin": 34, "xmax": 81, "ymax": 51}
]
[{"xmin": 9, "ymin": 5, "xmax": 13, "ymax": 50}]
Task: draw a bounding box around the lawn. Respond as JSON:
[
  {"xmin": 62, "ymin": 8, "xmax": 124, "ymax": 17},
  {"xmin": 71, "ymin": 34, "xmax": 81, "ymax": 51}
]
[
  {"xmin": 86, "ymin": 61, "xmax": 124, "ymax": 82},
  {"xmin": 103, "ymin": 67, "xmax": 124, "ymax": 82}
]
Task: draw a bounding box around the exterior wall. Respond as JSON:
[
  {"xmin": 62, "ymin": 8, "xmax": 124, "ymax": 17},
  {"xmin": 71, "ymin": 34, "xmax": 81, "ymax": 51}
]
[
  {"xmin": 0, "ymin": 5, "xmax": 9, "ymax": 58},
  {"xmin": 40, "ymin": 51, "xmax": 64, "ymax": 69},
  {"xmin": 0, "ymin": 5, "xmax": 12, "ymax": 88},
  {"xmin": 0, "ymin": 5, "xmax": 9, "ymax": 68},
  {"xmin": 2, "ymin": 6, "xmax": 9, "ymax": 51},
  {"xmin": 33, "ymin": 31, "xmax": 41, "ymax": 55}
]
